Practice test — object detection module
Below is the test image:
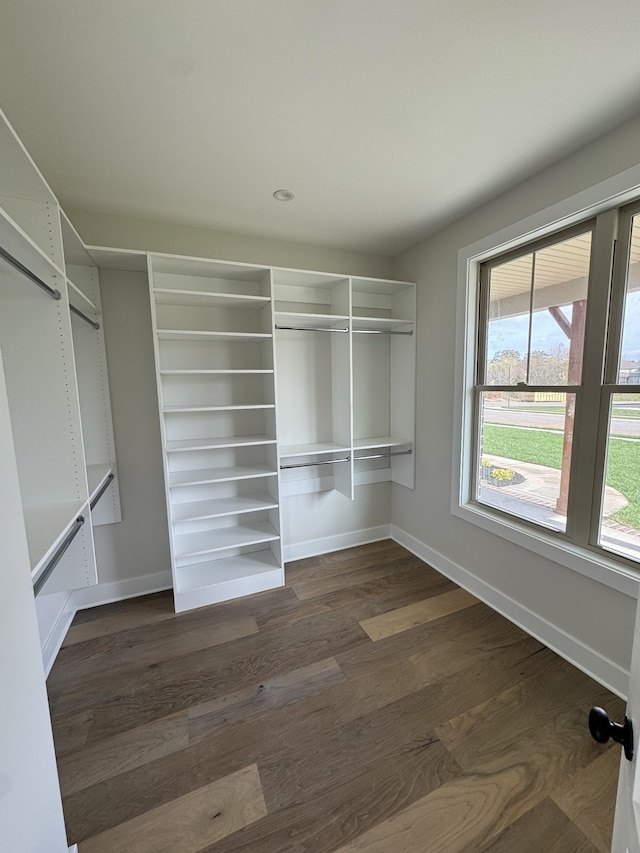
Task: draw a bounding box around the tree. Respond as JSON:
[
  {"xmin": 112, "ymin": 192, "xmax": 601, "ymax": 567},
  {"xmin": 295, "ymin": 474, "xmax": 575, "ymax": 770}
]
[{"xmin": 487, "ymin": 349, "xmax": 525, "ymax": 385}]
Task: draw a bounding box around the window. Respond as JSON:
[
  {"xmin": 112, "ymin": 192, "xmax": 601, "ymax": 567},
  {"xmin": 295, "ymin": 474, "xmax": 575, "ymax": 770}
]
[{"xmin": 467, "ymin": 201, "xmax": 640, "ymax": 570}]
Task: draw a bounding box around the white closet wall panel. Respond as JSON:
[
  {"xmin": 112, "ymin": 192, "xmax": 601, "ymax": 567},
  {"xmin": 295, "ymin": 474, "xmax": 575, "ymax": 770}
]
[{"xmin": 0, "ymin": 258, "xmax": 96, "ymax": 590}]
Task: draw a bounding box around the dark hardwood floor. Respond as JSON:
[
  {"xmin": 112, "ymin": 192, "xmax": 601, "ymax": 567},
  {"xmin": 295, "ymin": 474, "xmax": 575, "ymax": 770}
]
[{"xmin": 47, "ymin": 540, "xmax": 624, "ymax": 852}]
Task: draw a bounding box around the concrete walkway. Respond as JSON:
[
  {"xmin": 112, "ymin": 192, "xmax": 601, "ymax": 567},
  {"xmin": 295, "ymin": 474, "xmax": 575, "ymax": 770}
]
[
  {"xmin": 481, "ymin": 455, "xmax": 640, "ymax": 559},
  {"xmin": 484, "ymin": 455, "xmax": 627, "ymax": 517}
]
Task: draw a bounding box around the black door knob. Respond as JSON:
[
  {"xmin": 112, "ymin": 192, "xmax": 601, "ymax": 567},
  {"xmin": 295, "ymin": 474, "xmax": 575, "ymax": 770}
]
[{"xmin": 589, "ymin": 706, "xmax": 634, "ymax": 761}]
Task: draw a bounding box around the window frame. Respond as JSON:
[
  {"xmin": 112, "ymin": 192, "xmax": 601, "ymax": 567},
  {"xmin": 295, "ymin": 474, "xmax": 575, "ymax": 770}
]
[
  {"xmin": 452, "ymin": 165, "xmax": 640, "ymax": 598},
  {"xmin": 473, "ymin": 221, "xmax": 596, "ymax": 538}
]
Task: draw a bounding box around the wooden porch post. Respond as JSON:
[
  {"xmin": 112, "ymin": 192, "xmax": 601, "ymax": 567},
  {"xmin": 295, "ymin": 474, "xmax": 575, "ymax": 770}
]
[{"xmin": 549, "ymin": 300, "xmax": 586, "ymax": 516}]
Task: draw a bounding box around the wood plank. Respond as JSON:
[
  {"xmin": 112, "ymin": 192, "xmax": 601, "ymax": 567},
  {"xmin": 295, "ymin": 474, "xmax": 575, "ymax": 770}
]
[
  {"xmin": 360, "ymin": 587, "xmax": 478, "ymax": 641},
  {"xmin": 201, "ymin": 742, "xmax": 460, "ymax": 853},
  {"xmin": 50, "ymin": 613, "xmax": 259, "ymax": 696},
  {"xmin": 50, "ymin": 708, "xmax": 93, "ymax": 758},
  {"xmin": 258, "ymin": 684, "xmax": 451, "ymax": 812},
  {"xmin": 284, "ymin": 539, "xmax": 407, "ymax": 580},
  {"xmin": 331, "ymin": 766, "xmax": 542, "ymax": 853},
  {"xmin": 478, "ymin": 798, "xmax": 600, "ymax": 853},
  {"xmin": 435, "ymin": 663, "xmax": 615, "ymax": 771},
  {"xmin": 58, "ymin": 713, "xmax": 189, "ymax": 796},
  {"xmin": 77, "ymin": 764, "xmax": 266, "ymax": 853},
  {"xmin": 51, "ymin": 603, "xmax": 372, "ymax": 739},
  {"xmin": 65, "ymin": 592, "xmax": 175, "ymax": 642},
  {"xmin": 188, "ymin": 657, "xmax": 345, "ymax": 738},
  {"xmin": 290, "ymin": 555, "xmax": 426, "ymax": 601},
  {"xmin": 552, "ymin": 746, "xmax": 621, "ymax": 853},
  {"xmin": 332, "ymin": 692, "xmax": 617, "ymax": 851}
]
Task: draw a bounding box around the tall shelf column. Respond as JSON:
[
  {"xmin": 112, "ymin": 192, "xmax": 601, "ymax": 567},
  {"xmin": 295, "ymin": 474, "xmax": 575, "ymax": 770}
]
[{"xmin": 149, "ymin": 254, "xmax": 283, "ymax": 612}]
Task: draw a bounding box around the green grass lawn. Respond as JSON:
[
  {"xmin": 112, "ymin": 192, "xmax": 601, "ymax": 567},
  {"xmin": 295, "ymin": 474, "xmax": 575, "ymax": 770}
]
[{"xmin": 482, "ymin": 424, "xmax": 640, "ymax": 528}]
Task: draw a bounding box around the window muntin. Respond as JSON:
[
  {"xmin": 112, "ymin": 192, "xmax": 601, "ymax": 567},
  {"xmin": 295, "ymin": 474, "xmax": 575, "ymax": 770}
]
[{"xmin": 476, "ymin": 391, "xmax": 575, "ymax": 533}]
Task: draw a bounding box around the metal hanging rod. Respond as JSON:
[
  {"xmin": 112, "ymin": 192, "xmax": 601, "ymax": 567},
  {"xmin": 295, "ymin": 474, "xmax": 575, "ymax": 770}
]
[
  {"xmin": 353, "ymin": 329, "xmax": 413, "ymax": 336},
  {"xmin": 70, "ymin": 302, "xmax": 100, "ymax": 330},
  {"xmin": 0, "ymin": 245, "xmax": 62, "ymax": 301},
  {"xmin": 276, "ymin": 325, "xmax": 348, "ymax": 334},
  {"xmin": 33, "ymin": 516, "xmax": 85, "ymax": 597},
  {"xmin": 355, "ymin": 449, "xmax": 413, "ymax": 461},
  {"xmin": 280, "ymin": 456, "xmax": 350, "ymax": 470},
  {"xmin": 90, "ymin": 472, "xmax": 114, "ymax": 510}
]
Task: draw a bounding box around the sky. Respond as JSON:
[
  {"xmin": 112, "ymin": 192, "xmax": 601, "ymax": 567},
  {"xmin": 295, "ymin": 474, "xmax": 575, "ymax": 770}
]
[{"xmin": 488, "ymin": 291, "xmax": 640, "ymax": 364}]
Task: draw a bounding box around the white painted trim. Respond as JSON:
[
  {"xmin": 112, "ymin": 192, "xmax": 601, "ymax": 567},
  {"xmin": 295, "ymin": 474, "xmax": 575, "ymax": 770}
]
[
  {"xmin": 73, "ymin": 571, "xmax": 172, "ymax": 610},
  {"xmin": 451, "ymin": 162, "xmax": 640, "ymax": 598},
  {"xmin": 40, "ymin": 593, "xmax": 76, "ymax": 678},
  {"xmin": 391, "ymin": 524, "xmax": 631, "ymax": 700},
  {"xmin": 284, "ymin": 524, "xmax": 391, "ymax": 562},
  {"xmin": 68, "ymin": 845, "xmax": 78, "ymax": 853}
]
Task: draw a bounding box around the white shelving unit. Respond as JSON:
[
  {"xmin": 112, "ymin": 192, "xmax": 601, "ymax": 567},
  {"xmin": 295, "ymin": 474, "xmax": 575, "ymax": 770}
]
[
  {"xmin": 274, "ymin": 270, "xmax": 416, "ymax": 498},
  {"xmin": 274, "ymin": 269, "xmax": 354, "ymax": 499},
  {"xmin": 149, "ymin": 254, "xmax": 283, "ymax": 612},
  {"xmin": 0, "ymin": 107, "xmax": 121, "ymax": 598},
  {"xmin": 0, "ymin": 217, "xmax": 95, "ymax": 596}
]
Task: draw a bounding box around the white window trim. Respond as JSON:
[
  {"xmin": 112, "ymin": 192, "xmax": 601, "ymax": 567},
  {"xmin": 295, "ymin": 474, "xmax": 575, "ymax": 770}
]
[{"xmin": 452, "ymin": 164, "xmax": 640, "ymax": 599}]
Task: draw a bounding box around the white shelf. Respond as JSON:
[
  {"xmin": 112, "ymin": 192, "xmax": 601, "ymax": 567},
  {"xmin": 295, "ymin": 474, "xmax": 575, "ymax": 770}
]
[
  {"xmin": 0, "ymin": 206, "xmax": 65, "ymax": 288},
  {"xmin": 352, "ymin": 436, "xmax": 413, "ymax": 450},
  {"xmin": 160, "ymin": 369, "xmax": 273, "ymax": 375},
  {"xmin": 171, "ymin": 494, "xmax": 278, "ymax": 523},
  {"xmin": 174, "ymin": 522, "xmax": 279, "ymax": 560},
  {"xmin": 163, "ymin": 404, "xmax": 274, "ymax": 413},
  {"xmin": 87, "ymin": 245, "xmax": 148, "ymax": 272},
  {"xmin": 352, "ymin": 315, "xmax": 414, "ymax": 331},
  {"xmin": 174, "ymin": 549, "xmax": 283, "ymax": 608},
  {"xmin": 67, "ymin": 278, "xmax": 99, "ymax": 314},
  {"xmin": 151, "ymin": 254, "xmax": 269, "ymax": 282},
  {"xmin": 165, "ymin": 435, "xmax": 276, "ymax": 453},
  {"xmin": 168, "ymin": 465, "xmax": 277, "ymax": 487},
  {"xmin": 279, "ymin": 442, "xmax": 350, "ymax": 459},
  {"xmin": 157, "ymin": 329, "xmax": 272, "ymax": 342},
  {"xmin": 154, "ymin": 289, "xmax": 270, "ymax": 308},
  {"xmin": 274, "ymin": 311, "xmax": 349, "ymax": 328},
  {"xmin": 24, "ymin": 500, "xmax": 87, "ymax": 578}
]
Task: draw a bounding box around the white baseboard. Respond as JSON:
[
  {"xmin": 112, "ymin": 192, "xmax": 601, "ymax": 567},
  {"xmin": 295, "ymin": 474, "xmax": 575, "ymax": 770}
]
[
  {"xmin": 391, "ymin": 525, "xmax": 630, "ymax": 700},
  {"xmin": 73, "ymin": 571, "xmax": 173, "ymax": 610},
  {"xmin": 284, "ymin": 524, "xmax": 391, "ymax": 562},
  {"xmin": 41, "ymin": 593, "xmax": 76, "ymax": 678}
]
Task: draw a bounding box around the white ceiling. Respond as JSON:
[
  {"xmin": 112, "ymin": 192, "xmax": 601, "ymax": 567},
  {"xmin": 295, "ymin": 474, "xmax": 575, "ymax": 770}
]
[{"xmin": 2, "ymin": 1, "xmax": 640, "ymax": 256}]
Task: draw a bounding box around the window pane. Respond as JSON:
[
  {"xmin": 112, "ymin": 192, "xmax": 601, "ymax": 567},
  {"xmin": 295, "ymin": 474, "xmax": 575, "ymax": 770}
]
[
  {"xmin": 484, "ymin": 231, "xmax": 591, "ymax": 386},
  {"xmin": 486, "ymin": 254, "xmax": 531, "ymax": 386},
  {"xmin": 598, "ymin": 393, "xmax": 640, "ymax": 561},
  {"xmin": 618, "ymin": 214, "xmax": 640, "ymax": 384},
  {"xmin": 476, "ymin": 391, "xmax": 576, "ymax": 533},
  {"xmin": 530, "ymin": 233, "xmax": 590, "ymax": 385}
]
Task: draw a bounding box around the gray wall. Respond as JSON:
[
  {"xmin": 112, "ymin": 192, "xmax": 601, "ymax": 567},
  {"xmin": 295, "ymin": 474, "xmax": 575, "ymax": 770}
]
[
  {"xmin": 391, "ymin": 113, "xmax": 640, "ymax": 693},
  {"xmin": 67, "ymin": 208, "xmax": 393, "ymax": 279}
]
